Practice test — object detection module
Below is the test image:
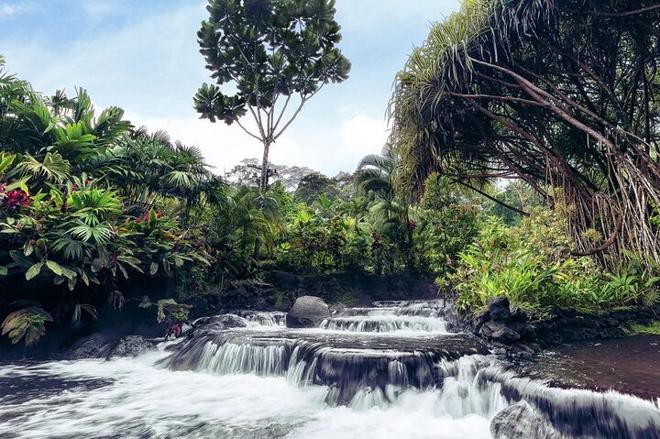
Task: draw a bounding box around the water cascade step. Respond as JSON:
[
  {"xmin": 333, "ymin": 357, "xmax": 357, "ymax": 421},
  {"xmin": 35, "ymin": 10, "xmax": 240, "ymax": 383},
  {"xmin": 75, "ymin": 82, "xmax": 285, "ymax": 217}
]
[{"xmin": 0, "ymin": 299, "xmax": 658, "ymax": 438}]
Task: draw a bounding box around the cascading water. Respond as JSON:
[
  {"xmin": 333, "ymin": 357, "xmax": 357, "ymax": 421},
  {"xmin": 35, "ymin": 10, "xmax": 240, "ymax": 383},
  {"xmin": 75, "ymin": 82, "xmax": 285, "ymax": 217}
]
[{"xmin": 0, "ymin": 300, "xmax": 658, "ymax": 439}]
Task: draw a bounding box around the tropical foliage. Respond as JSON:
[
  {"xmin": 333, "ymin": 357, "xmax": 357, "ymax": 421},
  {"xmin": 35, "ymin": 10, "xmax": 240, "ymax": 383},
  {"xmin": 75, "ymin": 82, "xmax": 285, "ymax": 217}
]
[
  {"xmin": 392, "ymin": 0, "xmax": 660, "ymax": 268},
  {"xmin": 449, "ymin": 209, "xmax": 659, "ymax": 317},
  {"xmin": 2, "ymin": 0, "xmax": 659, "ymax": 347},
  {"xmin": 0, "ymin": 58, "xmax": 215, "ymax": 345}
]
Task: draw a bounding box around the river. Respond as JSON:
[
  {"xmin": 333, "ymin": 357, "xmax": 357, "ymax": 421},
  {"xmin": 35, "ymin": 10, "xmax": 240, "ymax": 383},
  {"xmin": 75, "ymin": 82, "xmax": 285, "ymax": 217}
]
[{"xmin": 0, "ymin": 300, "xmax": 658, "ymax": 438}]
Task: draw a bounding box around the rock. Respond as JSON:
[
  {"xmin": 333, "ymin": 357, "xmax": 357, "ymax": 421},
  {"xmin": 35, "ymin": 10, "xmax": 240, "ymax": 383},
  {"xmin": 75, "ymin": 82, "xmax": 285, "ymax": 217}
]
[
  {"xmin": 472, "ymin": 309, "xmax": 491, "ymax": 333},
  {"xmin": 509, "ymin": 308, "xmax": 528, "ymax": 323},
  {"xmin": 193, "ymin": 314, "xmax": 248, "ymax": 329},
  {"xmin": 286, "ymin": 295, "xmax": 330, "ymax": 328},
  {"xmin": 488, "ymin": 296, "xmax": 511, "ymax": 323},
  {"xmin": 491, "ymin": 402, "xmax": 565, "ymax": 439},
  {"xmin": 479, "ymin": 321, "xmax": 521, "ymax": 344},
  {"xmin": 107, "ymin": 335, "xmax": 156, "ymax": 358},
  {"xmin": 188, "ymin": 314, "xmax": 247, "ymax": 337},
  {"xmin": 509, "ymin": 322, "xmax": 536, "ymax": 340},
  {"xmin": 180, "ymin": 322, "xmax": 193, "ymax": 335},
  {"xmin": 492, "ymin": 326, "xmax": 521, "ymax": 344},
  {"xmin": 63, "ymin": 333, "xmax": 117, "ymax": 360}
]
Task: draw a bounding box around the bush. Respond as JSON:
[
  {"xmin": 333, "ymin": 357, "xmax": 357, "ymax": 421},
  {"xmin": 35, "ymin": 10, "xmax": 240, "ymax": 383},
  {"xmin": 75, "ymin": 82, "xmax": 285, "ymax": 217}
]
[{"xmin": 448, "ymin": 209, "xmax": 659, "ymax": 318}]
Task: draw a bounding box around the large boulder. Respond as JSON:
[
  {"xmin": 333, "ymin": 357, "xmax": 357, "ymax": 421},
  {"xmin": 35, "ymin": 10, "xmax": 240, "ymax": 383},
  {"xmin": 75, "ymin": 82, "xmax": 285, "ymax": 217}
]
[
  {"xmin": 491, "ymin": 402, "xmax": 565, "ymax": 439},
  {"xmin": 107, "ymin": 335, "xmax": 156, "ymax": 359},
  {"xmin": 286, "ymin": 295, "xmax": 330, "ymax": 328},
  {"xmin": 63, "ymin": 333, "xmax": 117, "ymax": 360}
]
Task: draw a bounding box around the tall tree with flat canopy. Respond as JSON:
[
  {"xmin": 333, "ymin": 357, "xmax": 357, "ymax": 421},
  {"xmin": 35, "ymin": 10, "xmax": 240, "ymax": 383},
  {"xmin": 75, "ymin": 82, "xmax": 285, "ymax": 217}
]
[{"xmin": 194, "ymin": 0, "xmax": 351, "ymax": 191}]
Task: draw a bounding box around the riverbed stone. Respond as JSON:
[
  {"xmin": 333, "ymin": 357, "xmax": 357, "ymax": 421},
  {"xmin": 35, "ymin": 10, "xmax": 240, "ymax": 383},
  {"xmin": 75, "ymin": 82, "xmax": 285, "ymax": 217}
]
[
  {"xmin": 491, "ymin": 402, "xmax": 565, "ymax": 439},
  {"xmin": 188, "ymin": 314, "xmax": 248, "ymax": 338},
  {"xmin": 63, "ymin": 333, "xmax": 117, "ymax": 360},
  {"xmin": 193, "ymin": 314, "xmax": 248, "ymax": 330},
  {"xmin": 107, "ymin": 335, "xmax": 156, "ymax": 358},
  {"xmin": 286, "ymin": 295, "xmax": 331, "ymax": 328},
  {"xmin": 479, "ymin": 321, "xmax": 521, "ymax": 344}
]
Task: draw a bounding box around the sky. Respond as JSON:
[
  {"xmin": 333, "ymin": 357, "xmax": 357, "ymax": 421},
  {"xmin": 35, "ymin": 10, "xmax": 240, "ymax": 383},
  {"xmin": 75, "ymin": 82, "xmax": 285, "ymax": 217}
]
[{"xmin": 0, "ymin": 0, "xmax": 461, "ymax": 176}]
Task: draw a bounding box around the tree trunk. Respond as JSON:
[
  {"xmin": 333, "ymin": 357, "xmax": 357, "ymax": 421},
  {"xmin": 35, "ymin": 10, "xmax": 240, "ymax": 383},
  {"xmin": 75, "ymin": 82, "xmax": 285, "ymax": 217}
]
[{"xmin": 259, "ymin": 139, "xmax": 272, "ymax": 192}]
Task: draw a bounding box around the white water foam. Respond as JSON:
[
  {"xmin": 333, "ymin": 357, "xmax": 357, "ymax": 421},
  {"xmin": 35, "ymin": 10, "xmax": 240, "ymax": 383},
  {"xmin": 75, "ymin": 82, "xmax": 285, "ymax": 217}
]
[{"xmin": 0, "ymin": 352, "xmax": 499, "ymax": 439}]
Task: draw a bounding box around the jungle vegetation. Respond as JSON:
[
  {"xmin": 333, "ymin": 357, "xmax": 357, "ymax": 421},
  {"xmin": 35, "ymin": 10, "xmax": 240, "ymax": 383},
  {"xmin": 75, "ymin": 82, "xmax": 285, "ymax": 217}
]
[
  {"xmin": 391, "ymin": 0, "xmax": 659, "ymax": 266},
  {"xmin": 1, "ymin": 0, "xmax": 659, "ymax": 346}
]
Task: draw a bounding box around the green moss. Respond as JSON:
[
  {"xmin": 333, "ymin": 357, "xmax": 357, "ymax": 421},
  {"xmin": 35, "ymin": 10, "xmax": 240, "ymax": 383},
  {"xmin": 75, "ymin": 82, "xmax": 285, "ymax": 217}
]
[{"xmin": 625, "ymin": 321, "xmax": 660, "ymax": 336}]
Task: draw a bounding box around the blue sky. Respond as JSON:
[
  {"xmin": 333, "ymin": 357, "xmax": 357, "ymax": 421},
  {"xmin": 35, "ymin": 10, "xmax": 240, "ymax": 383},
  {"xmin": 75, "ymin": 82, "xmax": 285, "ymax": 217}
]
[{"xmin": 0, "ymin": 0, "xmax": 460, "ymax": 175}]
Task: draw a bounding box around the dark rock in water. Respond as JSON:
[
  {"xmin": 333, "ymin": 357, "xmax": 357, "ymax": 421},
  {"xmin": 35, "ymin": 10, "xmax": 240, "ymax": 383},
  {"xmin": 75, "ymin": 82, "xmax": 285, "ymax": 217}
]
[
  {"xmin": 488, "ymin": 297, "xmax": 511, "ymax": 323},
  {"xmin": 193, "ymin": 314, "xmax": 248, "ymax": 330},
  {"xmin": 473, "ymin": 309, "xmax": 491, "ymax": 332},
  {"xmin": 480, "ymin": 321, "xmax": 521, "ymax": 345},
  {"xmin": 107, "ymin": 335, "xmax": 156, "ymax": 358},
  {"xmin": 491, "ymin": 326, "xmax": 521, "ymax": 345},
  {"xmin": 491, "ymin": 402, "xmax": 564, "ymax": 439},
  {"xmin": 286, "ymin": 296, "xmax": 330, "ymax": 328},
  {"xmin": 188, "ymin": 314, "xmax": 248, "ymax": 338},
  {"xmin": 482, "ymin": 366, "xmax": 660, "ymax": 439},
  {"xmin": 509, "ymin": 322, "xmax": 536, "ymax": 340},
  {"xmin": 63, "ymin": 334, "xmax": 158, "ymax": 360},
  {"xmin": 509, "ymin": 308, "xmax": 528, "ymax": 323},
  {"xmin": 63, "ymin": 333, "xmax": 117, "ymax": 360}
]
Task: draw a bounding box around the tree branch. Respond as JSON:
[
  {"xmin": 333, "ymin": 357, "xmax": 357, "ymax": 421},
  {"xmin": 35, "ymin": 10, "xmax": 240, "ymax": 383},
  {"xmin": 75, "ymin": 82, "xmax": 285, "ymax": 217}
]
[
  {"xmin": 590, "ymin": 5, "xmax": 660, "ymax": 17},
  {"xmin": 452, "ymin": 178, "xmax": 529, "ymax": 216},
  {"xmin": 235, "ymin": 119, "xmax": 262, "ymax": 142}
]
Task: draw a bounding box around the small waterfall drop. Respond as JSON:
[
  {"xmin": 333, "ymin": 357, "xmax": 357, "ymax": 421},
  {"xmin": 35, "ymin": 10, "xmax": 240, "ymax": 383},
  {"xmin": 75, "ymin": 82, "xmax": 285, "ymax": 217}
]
[{"xmin": 1, "ymin": 300, "xmax": 658, "ymax": 439}]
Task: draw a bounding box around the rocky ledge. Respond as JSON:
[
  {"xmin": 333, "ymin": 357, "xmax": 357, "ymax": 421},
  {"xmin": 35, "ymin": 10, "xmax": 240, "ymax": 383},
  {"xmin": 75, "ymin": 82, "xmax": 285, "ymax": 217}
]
[{"xmin": 447, "ymin": 296, "xmax": 660, "ymax": 349}]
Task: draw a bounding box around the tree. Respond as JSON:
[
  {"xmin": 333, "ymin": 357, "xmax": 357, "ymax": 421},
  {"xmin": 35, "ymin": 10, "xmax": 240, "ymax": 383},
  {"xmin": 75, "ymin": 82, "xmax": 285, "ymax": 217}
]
[
  {"xmin": 356, "ymin": 144, "xmax": 416, "ymax": 270},
  {"xmin": 392, "ymin": 0, "xmax": 660, "ymax": 268},
  {"xmin": 194, "ymin": 0, "xmax": 351, "ymax": 191},
  {"xmin": 295, "ymin": 172, "xmax": 338, "ymax": 204}
]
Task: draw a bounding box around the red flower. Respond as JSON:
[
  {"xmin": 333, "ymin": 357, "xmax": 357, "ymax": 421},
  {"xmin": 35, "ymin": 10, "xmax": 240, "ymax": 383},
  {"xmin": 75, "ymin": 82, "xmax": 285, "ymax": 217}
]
[{"xmin": 2, "ymin": 189, "xmax": 31, "ymax": 211}]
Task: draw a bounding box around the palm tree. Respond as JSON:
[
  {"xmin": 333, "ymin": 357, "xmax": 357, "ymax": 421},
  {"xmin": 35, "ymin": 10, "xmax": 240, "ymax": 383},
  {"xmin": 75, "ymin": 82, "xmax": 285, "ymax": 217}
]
[
  {"xmin": 356, "ymin": 144, "xmax": 415, "ymax": 270},
  {"xmin": 355, "ymin": 143, "xmax": 397, "ymax": 200}
]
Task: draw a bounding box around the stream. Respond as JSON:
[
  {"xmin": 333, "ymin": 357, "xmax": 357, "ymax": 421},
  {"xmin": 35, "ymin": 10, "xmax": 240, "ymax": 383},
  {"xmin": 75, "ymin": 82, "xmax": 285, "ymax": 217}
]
[{"xmin": 0, "ymin": 300, "xmax": 658, "ymax": 438}]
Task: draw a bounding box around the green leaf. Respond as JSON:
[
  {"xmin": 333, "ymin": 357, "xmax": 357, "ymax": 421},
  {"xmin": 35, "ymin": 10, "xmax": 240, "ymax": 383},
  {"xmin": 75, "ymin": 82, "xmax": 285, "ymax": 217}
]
[
  {"xmin": 0, "ymin": 266, "xmax": 7, "ymax": 276},
  {"xmin": 46, "ymin": 260, "xmax": 64, "ymax": 276},
  {"xmin": 23, "ymin": 241, "xmax": 34, "ymax": 257},
  {"xmin": 149, "ymin": 262, "xmax": 159, "ymax": 276},
  {"xmin": 25, "ymin": 262, "xmax": 44, "ymax": 281},
  {"xmin": 80, "ymin": 270, "xmax": 90, "ymax": 286}
]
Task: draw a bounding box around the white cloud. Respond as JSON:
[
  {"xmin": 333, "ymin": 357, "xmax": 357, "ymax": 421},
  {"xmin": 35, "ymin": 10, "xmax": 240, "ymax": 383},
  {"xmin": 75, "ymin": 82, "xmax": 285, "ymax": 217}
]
[
  {"xmin": 1, "ymin": 0, "xmax": 406, "ymax": 176},
  {"xmin": 0, "ymin": 1, "xmax": 36, "ymax": 18},
  {"xmin": 2, "ymin": 2, "xmax": 206, "ymax": 119},
  {"xmin": 337, "ymin": 0, "xmax": 457, "ymax": 33},
  {"xmin": 126, "ymin": 111, "xmax": 387, "ymax": 177}
]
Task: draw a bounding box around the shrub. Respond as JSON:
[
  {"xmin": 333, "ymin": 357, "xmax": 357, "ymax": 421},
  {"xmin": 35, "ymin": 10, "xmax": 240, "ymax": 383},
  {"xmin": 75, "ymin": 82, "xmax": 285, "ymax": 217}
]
[{"xmin": 448, "ymin": 209, "xmax": 658, "ymax": 318}]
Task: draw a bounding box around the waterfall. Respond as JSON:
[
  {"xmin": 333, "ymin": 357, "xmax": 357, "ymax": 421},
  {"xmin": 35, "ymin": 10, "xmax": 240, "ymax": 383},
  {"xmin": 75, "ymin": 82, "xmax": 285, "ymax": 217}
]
[
  {"xmin": 319, "ymin": 315, "xmax": 448, "ymax": 333},
  {"xmin": 1, "ymin": 301, "xmax": 658, "ymax": 439}
]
